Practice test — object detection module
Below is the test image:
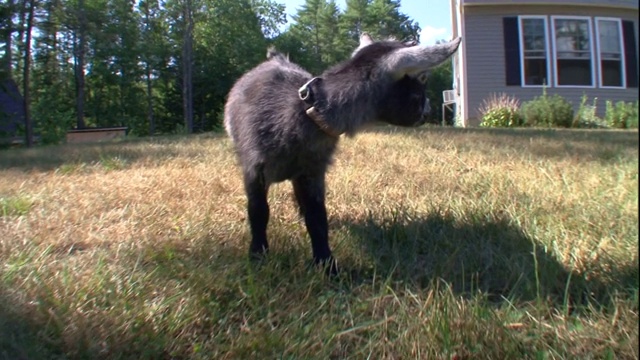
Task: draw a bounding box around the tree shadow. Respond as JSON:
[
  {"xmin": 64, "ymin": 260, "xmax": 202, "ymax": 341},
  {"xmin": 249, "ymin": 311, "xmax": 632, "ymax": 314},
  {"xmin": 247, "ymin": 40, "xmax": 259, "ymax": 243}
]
[
  {"xmin": 0, "ymin": 240, "xmax": 252, "ymax": 359},
  {"xmin": 366, "ymin": 126, "xmax": 639, "ymax": 163},
  {"xmin": 335, "ymin": 208, "xmax": 638, "ymax": 307},
  {"xmin": 0, "ymin": 288, "xmax": 66, "ymax": 359},
  {"xmin": 0, "ymin": 133, "xmax": 227, "ymax": 172}
]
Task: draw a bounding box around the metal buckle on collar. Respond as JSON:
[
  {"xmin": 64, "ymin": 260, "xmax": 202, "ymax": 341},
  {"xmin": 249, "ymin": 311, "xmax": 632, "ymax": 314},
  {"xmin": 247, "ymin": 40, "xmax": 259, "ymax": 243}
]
[
  {"xmin": 298, "ymin": 77, "xmax": 342, "ymax": 138},
  {"xmin": 298, "ymin": 77, "xmax": 322, "ymax": 103}
]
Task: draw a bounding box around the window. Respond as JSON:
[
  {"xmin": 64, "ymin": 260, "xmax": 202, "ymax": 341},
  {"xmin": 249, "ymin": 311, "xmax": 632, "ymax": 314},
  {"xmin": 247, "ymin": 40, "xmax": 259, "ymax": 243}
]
[
  {"xmin": 519, "ymin": 16, "xmax": 550, "ymax": 86},
  {"xmin": 596, "ymin": 18, "xmax": 625, "ymax": 88},
  {"xmin": 505, "ymin": 15, "xmax": 636, "ymax": 88},
  {"xmin": 552, "ymin": 17, "xmax": 594, "ymax": 87}
]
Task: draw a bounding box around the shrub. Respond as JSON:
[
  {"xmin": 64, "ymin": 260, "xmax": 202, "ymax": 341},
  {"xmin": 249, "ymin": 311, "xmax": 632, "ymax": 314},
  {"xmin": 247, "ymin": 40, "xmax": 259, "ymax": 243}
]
[
  {"xmin": 478, "ymin": 93, "xmax": 524, "ymax": 127},
  {"xmin": 521, "ymin": 88, "xmax": 574, "ymax": 128},
  {"xmin": 33, "ymin": 85, "xmax": 75, "ymax": 144},
  {"xmin": 35, "ymin": 107, "xmax": 75, "ymax": 145},
  {"xmin": 604, "ymin": 100, "xmax": 638, "ymax": 129},
  {"xmin": 573, "ymin": 95, "xmax": 607, "ymax": 128}
]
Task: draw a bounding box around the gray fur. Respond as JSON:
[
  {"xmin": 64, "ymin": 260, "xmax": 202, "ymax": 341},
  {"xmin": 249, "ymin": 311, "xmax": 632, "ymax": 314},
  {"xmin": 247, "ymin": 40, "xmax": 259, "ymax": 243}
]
[{"xmin": 224, "ymin": 36, "xmax": 461, "ymax": 269}]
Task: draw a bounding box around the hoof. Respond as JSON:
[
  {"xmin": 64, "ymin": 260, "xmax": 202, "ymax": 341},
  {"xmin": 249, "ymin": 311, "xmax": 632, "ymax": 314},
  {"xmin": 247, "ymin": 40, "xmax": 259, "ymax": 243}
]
[
  {"xmin": 314, "ymin": 256, "xmax": 339, "ymax": 277},
  {"xmin": 248, "ymin": 247, "xmax": 268, "ymax": 263}
]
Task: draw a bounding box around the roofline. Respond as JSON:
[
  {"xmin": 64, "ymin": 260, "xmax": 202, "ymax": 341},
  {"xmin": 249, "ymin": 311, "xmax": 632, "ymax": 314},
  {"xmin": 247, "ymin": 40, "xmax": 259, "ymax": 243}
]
[{"xmin": 460, "ymin": 1, "xmax": 638, "ymax": 10}]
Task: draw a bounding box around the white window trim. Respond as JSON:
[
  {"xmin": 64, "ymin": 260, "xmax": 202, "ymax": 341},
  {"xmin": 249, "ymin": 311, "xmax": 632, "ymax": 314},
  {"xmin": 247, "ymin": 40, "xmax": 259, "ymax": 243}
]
[
  {"xmin": 595, "ymin": 17, "xmax": 626, "ymax": 89},
  {"xmin": 518, "ymin": 15, "xmax": 551, "ymax": 88},
  {"xmin": 550, "ymin": 15, "xmax": 596, "ymax": 89}
]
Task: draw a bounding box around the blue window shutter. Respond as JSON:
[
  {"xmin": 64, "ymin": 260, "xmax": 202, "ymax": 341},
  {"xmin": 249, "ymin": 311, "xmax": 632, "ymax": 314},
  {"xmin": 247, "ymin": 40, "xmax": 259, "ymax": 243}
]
[
  {"xmin": 503, "ymin": 17, "xmax": 521, "ymax": 86},
  {"xmin": 622, "ymin": 20, "xmax": 638, "ymax": 88}
]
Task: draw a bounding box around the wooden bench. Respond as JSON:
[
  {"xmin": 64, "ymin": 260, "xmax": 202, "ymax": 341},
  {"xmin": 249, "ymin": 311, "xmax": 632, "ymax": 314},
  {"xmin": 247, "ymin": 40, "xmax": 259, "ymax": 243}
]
[
  {"xmin": 0, "ymin": 135, "xmax": 41, "ymax": 147},
  {"xmin": 66, "ymin": 127, "xmax": 128, "ymax": 144}
]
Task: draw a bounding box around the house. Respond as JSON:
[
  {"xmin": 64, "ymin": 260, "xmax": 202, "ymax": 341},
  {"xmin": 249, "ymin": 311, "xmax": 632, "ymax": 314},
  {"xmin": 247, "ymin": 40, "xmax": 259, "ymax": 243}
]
[{"xmin": 449, "ymin": 0, "xmax": 639, "ymax": 127}]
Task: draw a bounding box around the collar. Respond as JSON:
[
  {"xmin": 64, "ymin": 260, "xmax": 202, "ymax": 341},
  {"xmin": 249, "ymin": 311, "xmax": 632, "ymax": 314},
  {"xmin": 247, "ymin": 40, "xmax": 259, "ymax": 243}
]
[
  {"xmin": 298, "ymin": 77, "xmax": 342, "ymax": 138},
  {"xmin": 305, "ymin": 106, "xmax": 342, "ymax": 138}
]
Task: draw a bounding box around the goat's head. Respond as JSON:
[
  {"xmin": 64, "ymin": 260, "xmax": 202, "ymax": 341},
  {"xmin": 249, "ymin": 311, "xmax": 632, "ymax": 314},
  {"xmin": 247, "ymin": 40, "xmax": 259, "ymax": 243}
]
[{"xmin": 350, "ymin": 33, "xmax": 461, "ymax": 127}]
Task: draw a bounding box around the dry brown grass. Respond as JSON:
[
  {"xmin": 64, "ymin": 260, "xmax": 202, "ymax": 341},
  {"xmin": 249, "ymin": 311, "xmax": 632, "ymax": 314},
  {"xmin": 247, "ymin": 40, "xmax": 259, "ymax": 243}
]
[{"xmin": 0, "ymin": 127, "xmax": 638, "ymax": 359}]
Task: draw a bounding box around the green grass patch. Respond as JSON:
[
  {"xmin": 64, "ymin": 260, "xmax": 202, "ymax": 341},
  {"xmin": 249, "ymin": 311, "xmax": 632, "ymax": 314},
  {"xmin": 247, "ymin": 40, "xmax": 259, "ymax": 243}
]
[{"xmin": 0, "ymin": 194, "xmax": 32, "ymax": 217}]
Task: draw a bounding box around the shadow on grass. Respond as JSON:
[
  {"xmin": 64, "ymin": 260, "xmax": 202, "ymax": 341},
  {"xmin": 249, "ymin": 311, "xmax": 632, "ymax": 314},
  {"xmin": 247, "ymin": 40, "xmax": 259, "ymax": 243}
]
[
  {"xmin": 0, "ymin": 289, "xmax": 166, "ymax": 359},
  {"xmin": 0, "ymin": 133, "xmax": 227, "ymax": 172},
  {"xmin": 368, "ymin": 126, "xmax": 639, "ymax": 163},
  {"xmin": 0, "ymin": 293, "xmax": 64, "ymax": 360},
  {"xmin": 1, "ymin": 213, "xmax": 636, "ymax": 358},
  {"xmin": 0, "ymin": 242, "xmax": 252, "ymax": 359},
  {"xmin": 435, "ymin": 126, "xmax": 640, "ymax": 147},
  {"xmin": 2, "ymin": 127, "xmax": 637, "ymax": 172},
  {"xmin": 336, "ymin": 208, "xmax": 638, "ymax": 307},
  {"xmin": 135, "ymin": 208, "xmax": 638, "ymax": 312}
]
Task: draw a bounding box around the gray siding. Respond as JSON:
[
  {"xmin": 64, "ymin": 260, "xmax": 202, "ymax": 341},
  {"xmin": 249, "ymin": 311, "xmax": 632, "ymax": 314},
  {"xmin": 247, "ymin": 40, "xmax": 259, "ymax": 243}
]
[
  {"xmin": 463, "ymin": 5, "xmax": 639, "ymax": 126},
  {"xmin": 463, "ymin": 0, "xmax": 638, "ymax": 10}
]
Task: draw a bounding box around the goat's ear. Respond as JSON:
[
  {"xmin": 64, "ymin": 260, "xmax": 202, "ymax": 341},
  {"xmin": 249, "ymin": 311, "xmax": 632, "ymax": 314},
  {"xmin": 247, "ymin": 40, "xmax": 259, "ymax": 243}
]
[
  {"xmin": 266, "ymin": 46, "xmax": 277, "ymax": 59},
  {"xmin": 384, "ymin": 37, "xmax": 462, "ymax": 79},
  {"xmin": 352, "ymin": 32, "xmax": 375, "ymax": 57},
  {"xmin": 359, "ymin": 32, "xmax": 374, "ymax": 47}
]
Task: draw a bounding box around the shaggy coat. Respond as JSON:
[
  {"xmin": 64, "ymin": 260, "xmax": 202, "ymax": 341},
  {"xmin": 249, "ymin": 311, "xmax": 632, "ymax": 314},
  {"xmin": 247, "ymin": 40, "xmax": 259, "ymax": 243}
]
[{"xmin": 225, "ymin": 34, "xmax": 461, "ymax": 270}]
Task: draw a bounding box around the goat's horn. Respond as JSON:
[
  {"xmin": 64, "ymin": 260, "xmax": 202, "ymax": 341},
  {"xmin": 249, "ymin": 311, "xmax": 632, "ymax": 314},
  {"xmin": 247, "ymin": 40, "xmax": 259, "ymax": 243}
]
[{"xmin": 385, "ymin": 37, "xmax": 462, "ymax": 78}]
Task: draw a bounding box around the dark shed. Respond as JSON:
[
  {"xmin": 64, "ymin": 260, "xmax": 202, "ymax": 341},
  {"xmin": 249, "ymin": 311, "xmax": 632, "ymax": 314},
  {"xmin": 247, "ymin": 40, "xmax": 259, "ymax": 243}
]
[{"xmin": 0, "ymin": 79, "xmax": 25, "ymax": 137}]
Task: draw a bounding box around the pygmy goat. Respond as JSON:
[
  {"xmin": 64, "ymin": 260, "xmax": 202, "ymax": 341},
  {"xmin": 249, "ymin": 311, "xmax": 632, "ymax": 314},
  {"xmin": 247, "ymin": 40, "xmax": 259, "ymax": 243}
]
[{"xmin": 224, "ymin": 34, "xmax": 461, "ymax": 271}]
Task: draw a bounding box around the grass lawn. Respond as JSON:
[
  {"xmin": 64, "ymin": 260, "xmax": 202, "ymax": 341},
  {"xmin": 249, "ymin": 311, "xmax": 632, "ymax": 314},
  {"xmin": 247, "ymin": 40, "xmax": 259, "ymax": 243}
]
[{"xmin": 0, "ymin": 126, "xmax": 638, "ymax": 359}]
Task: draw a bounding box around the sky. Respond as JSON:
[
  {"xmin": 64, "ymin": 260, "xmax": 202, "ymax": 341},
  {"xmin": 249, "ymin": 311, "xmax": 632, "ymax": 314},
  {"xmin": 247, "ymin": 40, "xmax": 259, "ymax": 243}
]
[{"xmin": 280, "ymin": 0, "xmax": 452, "ymax": 45}]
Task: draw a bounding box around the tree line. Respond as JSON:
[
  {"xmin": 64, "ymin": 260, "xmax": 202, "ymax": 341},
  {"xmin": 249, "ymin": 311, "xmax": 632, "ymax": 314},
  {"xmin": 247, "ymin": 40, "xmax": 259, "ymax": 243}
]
[{"xmin": 0, "ymin": 0, "xmax": 453, "ymax": 145}]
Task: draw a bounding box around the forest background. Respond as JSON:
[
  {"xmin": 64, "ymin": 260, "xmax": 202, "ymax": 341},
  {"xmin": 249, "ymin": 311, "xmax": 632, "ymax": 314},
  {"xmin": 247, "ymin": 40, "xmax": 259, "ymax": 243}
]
[{"xmin": 0, "ymin": 0, "xmax": 454, "ymax": 144}]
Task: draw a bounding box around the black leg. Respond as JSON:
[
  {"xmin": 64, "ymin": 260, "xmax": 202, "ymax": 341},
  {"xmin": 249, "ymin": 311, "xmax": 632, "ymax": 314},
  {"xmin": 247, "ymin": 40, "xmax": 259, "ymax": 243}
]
[
  {"xmin": 244, "ymin": 170, "xmax": 270, "ymax": 259},
  {"xmin": 292, "ymin": 175, "xmax": 334, "ymax": 267}
]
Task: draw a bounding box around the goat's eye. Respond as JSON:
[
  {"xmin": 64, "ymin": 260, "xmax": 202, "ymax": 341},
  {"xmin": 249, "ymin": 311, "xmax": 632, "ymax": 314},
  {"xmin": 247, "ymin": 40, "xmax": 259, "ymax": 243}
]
[{"xmin": 417, "ymin": 73, "xmax": 428, "ymax": 84}]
